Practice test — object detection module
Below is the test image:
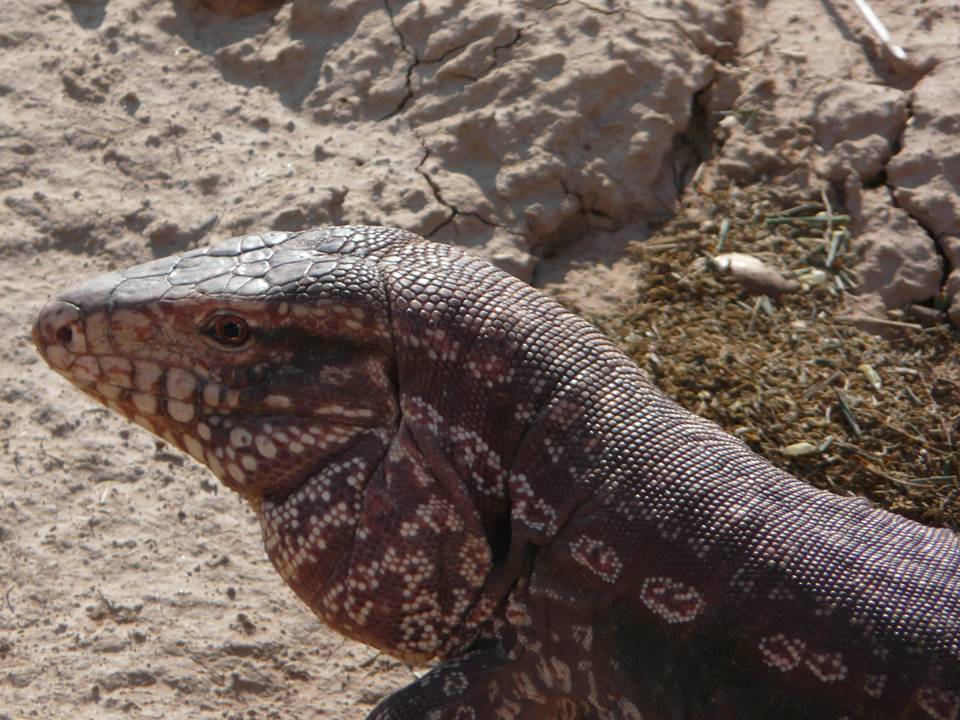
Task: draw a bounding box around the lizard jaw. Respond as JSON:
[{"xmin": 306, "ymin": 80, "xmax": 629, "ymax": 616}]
[{"xmin": 33, "ymin": 298, "xmax": 395, "ymax": 500}]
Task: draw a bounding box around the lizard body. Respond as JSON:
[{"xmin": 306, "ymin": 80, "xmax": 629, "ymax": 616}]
[{"xmin": 33, "ymin": 226, "xmax": 960, "ymax": 719}]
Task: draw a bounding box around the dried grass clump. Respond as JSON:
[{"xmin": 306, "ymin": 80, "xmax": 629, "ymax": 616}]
[{"xmin": 600, "ymin": 186, "xmax": 959, "ymax": 530}]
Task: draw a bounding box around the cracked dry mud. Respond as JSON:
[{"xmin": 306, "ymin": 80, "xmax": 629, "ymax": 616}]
[{"xmin": 2, "ymin": 1, "xmax": 959, "ymax": 718}]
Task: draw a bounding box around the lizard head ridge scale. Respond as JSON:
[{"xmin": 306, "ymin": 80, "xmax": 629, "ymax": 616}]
[{"xmin": 32, "ymin": 226, "xmax": 960, "ymax": 720}]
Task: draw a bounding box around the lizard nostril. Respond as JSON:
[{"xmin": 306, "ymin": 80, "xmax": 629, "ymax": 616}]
[{"xmin": 34, "ymin": 300, "xmax": 82, "ymax": 349}]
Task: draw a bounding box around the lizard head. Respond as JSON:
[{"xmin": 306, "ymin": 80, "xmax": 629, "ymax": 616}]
[
  {"xmin": 32, "ymin": 229, "xmax": 399, "ymax": 503},
  {"xmin": 33, "ymin": 226, "xmax": 566, "ymax": 662}
]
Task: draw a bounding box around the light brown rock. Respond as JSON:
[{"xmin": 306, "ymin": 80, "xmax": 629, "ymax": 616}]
[
  {"xmin": 888, "ymin": 60, "xmax": 960, "ymax": 240},
  {"xmin": 846, "ymin": 183, "xmax": 943, "ymax": 308},
  {"xmin": 810, "ymin": 80, "xmax": 908, "ymax": 183}
]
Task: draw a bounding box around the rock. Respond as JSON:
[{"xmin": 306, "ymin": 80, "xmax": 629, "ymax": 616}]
[
  {"xmin": 887, "ymin": 60, "xmax": 960, "ymax": 240},
  {"xmin": 809, "ymin": 80, "xmax": 907, "ymax": 154},
  {"xmin": 940, "ymin": 235, "xmax": 960, "ymax": 327},
  {"xmin": 846, "ymin": 184, "xmax": 942, "ymax": 309},
  {"xmin": 388, "ymin": 0, "xmax": 719, "ymax": 250}
]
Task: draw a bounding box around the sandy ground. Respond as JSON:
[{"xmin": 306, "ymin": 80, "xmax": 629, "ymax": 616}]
[{"xmin": 2, "ymin": 0, "xmax": 959, "ymax": 718}]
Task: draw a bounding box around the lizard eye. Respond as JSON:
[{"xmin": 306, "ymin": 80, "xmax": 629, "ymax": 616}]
[{"xmin": 209, "ymin": 314, "xmax": 250, "ymax": 346}]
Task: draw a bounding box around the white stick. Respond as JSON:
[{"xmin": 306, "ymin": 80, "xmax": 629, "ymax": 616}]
[{"xmin": 850, "ymin": 0, "xmax": 908, "ymax": 60}]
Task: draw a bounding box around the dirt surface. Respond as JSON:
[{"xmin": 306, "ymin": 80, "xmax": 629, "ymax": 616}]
[{"xmin": 2, "ymin": 0, "xmax": 959, "ymax": 718}]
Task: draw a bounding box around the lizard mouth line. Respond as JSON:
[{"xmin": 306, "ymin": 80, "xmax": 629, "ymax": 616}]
[{"xmin": 66, "ymin": 377, "xmax": 383, "ymax": 427}]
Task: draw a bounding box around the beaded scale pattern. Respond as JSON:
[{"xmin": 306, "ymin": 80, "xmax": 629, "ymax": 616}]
[{"xmin": 33, "ymin": 226, "xmax": 960, "ymax": 719}]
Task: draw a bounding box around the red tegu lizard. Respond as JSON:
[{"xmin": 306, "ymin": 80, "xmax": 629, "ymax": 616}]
[{"xmin": 32, "ymin": 226, "xmax": 960, "ymax": 719}]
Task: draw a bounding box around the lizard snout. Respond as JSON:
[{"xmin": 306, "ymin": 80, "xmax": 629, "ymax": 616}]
[{"xmin": 33, "ymin": 299, "xmax": 87, "ymax": 365}]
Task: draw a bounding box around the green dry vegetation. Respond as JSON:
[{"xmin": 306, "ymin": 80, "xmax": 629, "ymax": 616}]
[{"xmin": 597, "ymin": 185, "xmax": 960, "ymax": 531}]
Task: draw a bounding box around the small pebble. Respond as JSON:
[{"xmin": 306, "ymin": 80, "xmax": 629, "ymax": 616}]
[{"xmin": 783, "ymin": 442, "xmax": 818, "ymax": 457}]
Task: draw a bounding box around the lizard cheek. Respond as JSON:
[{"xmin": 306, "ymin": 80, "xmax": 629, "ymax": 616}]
[{"xmin": 195, "ymin": 415, "xmax": 380, "ymax": 497}]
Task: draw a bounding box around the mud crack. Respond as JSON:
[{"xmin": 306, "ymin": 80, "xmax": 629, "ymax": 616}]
[
  {"xmin": 416, "ymin": 150, "xmax": 502, "ymax": 239},
  {"xmin": 380, "ymin": 0, "xmax": 417, "ymax": 120},
  {"xmin": 380, "ymin": 3, "xmax": 524, "ymax": 116},
  {"xmin": 885, "ymin": 96, "xmax": 950, "ymax": 308}
]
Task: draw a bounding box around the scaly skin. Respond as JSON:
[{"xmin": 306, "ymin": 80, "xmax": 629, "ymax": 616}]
[{"xmin": 33, "ymin": 226, "xmax": 960, "ymax": 720}]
